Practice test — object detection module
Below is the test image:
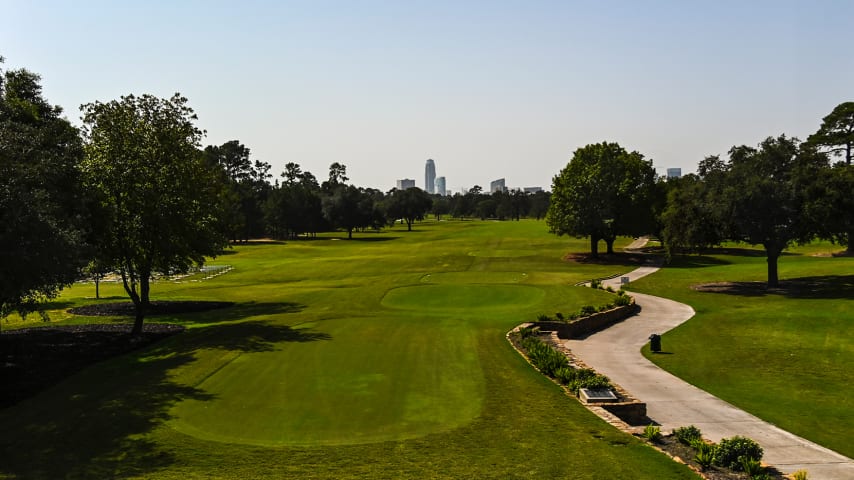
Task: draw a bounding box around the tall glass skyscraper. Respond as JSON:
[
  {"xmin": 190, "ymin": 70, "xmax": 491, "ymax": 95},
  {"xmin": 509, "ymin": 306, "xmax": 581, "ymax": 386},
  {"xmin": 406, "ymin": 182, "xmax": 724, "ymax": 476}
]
[
  {"xmin": 436, "ymin": 176, "xmax": 446, "ymax": 196},
  {"xmin": 425, "ymin": 159, "xmax": 436, "ymax": 194}
]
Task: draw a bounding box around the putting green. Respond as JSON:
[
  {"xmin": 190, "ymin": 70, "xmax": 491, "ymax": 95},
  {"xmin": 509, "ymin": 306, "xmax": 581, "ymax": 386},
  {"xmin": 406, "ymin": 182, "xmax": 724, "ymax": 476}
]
[
  {"xmin": 168, "ymin": 317, "xmax": 485, "ymax": 446},
  {"xmin": 420, "ymin": 271, "xmax": 528, "ymax": 284},
  {"xmin": 381, "ymin": 284, "xmax": 545, "ymax": 311}
]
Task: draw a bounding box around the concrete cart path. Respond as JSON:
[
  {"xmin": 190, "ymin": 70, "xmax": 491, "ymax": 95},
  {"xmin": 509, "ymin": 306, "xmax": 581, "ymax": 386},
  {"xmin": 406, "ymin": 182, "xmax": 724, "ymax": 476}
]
[{"xmin": 565, "ymin": 269, "xmax": 854, "ymax": 479}]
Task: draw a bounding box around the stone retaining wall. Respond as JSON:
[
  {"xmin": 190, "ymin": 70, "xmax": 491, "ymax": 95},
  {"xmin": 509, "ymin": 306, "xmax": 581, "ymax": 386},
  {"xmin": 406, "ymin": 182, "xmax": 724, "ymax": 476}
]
[{"xmin": 533, "ymin": 302, "xmax": 639, "ymax": 339}]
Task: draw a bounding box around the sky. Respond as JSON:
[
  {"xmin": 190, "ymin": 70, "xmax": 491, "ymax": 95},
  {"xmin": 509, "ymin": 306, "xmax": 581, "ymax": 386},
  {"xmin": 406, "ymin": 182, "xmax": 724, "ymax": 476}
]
[{"xmin": 2, "ymin": 1, "xmax": 852, "ymax": 192}]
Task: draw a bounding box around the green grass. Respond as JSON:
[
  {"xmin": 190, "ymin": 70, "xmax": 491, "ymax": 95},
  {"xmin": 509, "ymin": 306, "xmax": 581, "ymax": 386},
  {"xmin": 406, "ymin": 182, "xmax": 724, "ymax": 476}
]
[
  {"xmin": 0, "ymin": 220, "xmax": 697, "ymax": 479},
  {"xmin": 630, "ymin": 243, "xmax": 853, "ymax": 457}
]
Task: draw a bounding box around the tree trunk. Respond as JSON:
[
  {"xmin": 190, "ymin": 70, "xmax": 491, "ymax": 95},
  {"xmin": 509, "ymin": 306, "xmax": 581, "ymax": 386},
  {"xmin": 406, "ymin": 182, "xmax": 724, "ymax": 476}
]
[
  {"xmin": 590, "ymin": 236, "xmax": 599, "ymax": 258},
  {"xmin": 407, "ymin": 219, "xmax": 413, "ymax": 231},
  {"xmin": 766, "ymin": 250, "xmax": 780, "ymax": 288},
  {"xmin": 140, "ymin": 274, "xmax": 151, "ymax": 307},
  {"xmin": 348, "ymin": 228, "xmax": 353, "ymax": 239},
  {"xmin": 847, "ymin": 230, "xmax": 853, "ymax": 254},
  {"xmin": 605, "ymin": 238, "xmax": 615, "ymax": 254},
  {"xmin": 95, "ymin": 276, "xmax": 100, "ymax": 300}
]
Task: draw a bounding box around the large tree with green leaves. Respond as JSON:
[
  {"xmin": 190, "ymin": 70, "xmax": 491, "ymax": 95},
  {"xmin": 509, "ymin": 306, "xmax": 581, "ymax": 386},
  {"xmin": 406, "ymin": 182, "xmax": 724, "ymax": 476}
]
[
  {"xmin": 0, "ymin": 59, "xmax": 88, "ymax": 318},
  {"xmin": 385, "ymin": 187, "xmax": 433, "ymax": 231},
  {"xmin": 546, "ymin": 142, "xmax": 657, "ymax": 256},
  {"xmin": 81, "ymin": 93, "xmax": 227, "ymax": 334},
  {"xmin": 807, "ymin": 102, "xmax": 854, "ymax": 251},
  {"xmin": 808, "ymin": 102, "xmax": 854, "ymax": 165},
  {"xmin": 723, "ymin": 136, "xmax": 827, "ymax": 287}
]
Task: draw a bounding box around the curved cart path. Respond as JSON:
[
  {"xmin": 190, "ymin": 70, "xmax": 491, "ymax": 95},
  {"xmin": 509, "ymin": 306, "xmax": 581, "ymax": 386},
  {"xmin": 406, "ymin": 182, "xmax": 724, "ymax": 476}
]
[{"xmin": 565, "ymin": 267, "xmax": 854, "ymax": 479}]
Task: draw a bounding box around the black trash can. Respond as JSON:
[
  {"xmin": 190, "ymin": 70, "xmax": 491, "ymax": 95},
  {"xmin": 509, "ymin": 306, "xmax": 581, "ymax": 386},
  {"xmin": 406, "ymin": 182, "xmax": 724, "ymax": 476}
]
[{"xmin": 649, "ymin": 334, "xmax": 661, "ymax": 353}]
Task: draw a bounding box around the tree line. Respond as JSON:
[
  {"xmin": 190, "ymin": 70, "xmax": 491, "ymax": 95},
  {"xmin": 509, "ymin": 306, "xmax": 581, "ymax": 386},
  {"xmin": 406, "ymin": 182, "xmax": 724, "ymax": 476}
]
[
  {"xmin": 547, "ymin": 102, "xmax": 854, "ymax": 287},
  {"xmin": 0, "ymin": 58, "xmax": 551, "ymax": 332}
]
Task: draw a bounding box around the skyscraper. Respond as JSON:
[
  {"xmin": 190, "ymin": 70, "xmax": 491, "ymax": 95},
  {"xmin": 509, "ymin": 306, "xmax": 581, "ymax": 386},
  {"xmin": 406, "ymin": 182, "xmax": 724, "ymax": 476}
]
[
  {"xmin": 425, "ymin": 159, "xmax": 436, "ymax": 194},
  {"xmin": 490, "ymin": 178, "xmax": 506, "ymax": 193},
  {"xmin": 436, "ymin": 176, "xmax": 446, "ymax": 196},
  {"xmin": 396, "ymin": 179, "xmax": 415, "ymax": 190},
  {"xmin": 666, "ymin": 168, "xmax": 682, "ymax": 179}
]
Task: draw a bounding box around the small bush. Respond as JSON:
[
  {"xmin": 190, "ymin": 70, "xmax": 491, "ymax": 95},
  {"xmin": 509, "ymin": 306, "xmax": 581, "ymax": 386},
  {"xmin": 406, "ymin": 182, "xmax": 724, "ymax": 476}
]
[
  {"xmin": 517, "ymin": 327, "xmax": 535, "ymax": 339},
  {"xmin": 613, "ymin": 295, "xmax": 631, "ymax": 307},
  {"xmin": 554, "ymin": 367, "xmax": 576, "ymax": 385},
  {"xmin": 713, "ymin": 436, "xmax": 763, "ymax": 471},
  {"xmin": 590, "ymin": 279, "xmax": 602, "ymax": 289},
  {"xmin": 555, "ymin": 312, "xmax": 564, "ymax": 321},
  {"xmin": 694, "ymin": 449, "xmax": 714, "ymax": 470},
  {"xmin": 605, "ymin": 285, "xmax": 614, "ymax": 292},
  {"xmin": 643, "ymin": 424, "xmax": 663, "ymax": 443},
  {"xmin": 568, "ymin": 369, "xmax": 611, "ymax": 394},
  {"xmin": 672, "ymin": 425, "xmax": 702, "ymax": 445},
  {"xmin": 616, "ymin": 289, "xmax": 626, "ymax": 296},
  {"xmin": 579, "ymin": 305, "xmax": 596, "ymax": 316},
  {"xmin": 791, "ymin": 470, "xmax": 809, "ymax": 480},
  {"xmin": 536, "ymin": 314, "xmax": 552, "ymax": 322},
  {"xmin": 520, "ymin": 336, "xmax": 568, "ymax": 377},
  {"xmin": 739, "ymin": 456, "xmax": 764, "ymax": 477}
]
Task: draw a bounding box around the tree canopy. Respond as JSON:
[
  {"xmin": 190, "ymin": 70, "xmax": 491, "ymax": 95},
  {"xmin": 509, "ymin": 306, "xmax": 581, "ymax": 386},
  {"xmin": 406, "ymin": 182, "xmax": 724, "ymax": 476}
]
[
  {"xmin": 807, "ymin": 101, "xmax": 854, "ymax": 165},
  {"xmin": 385, "ymin": 187, "xmax": 433, "ymax": 231},
  {"xmin": 0, "ymin": 61, "xmax": 88, "ymax": 318},
  {"xmin": 546, "ymin": 142, "xmax": 657, "ymax": 256},
  {"xmin": 80, "ymin": 93, "xmax": 227, "ymax": 333}
]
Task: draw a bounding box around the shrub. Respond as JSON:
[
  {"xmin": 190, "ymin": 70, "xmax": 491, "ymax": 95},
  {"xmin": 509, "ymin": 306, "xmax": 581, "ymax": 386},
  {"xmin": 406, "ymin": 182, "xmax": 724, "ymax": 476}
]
[
  {"xmin": 555, "ymin": 312, "xmax": 564, "ymax": 321},
  {"xmin": 739, "ymin": 456, "xmax": 764, "ymax": 477},
  {"xmin": 614, "ymin": 295, "xmax": 631, "ymax": 307},
  {"xmin": 579, "ymin": 305, "xmax": 596, "ymax": 316},
  {"xmin": 694, "ymin": 449, "xmax": 714, "ymax": 470},
  {"xmin": 536, "ymin": 314, "xmax": 552, "ymax": 322},
  {"xmin": 791, "ymin": 470, "xmax": 809, "ymax": 480},
  {"xmin": 713, "ymin": 436, "xmax": 763, "ymax": 471},
  {"xmin": 616, "ymin": 289, "xmax": 626, "ymax": 296},
  {"xmin": 672, "ymin": 425, "xmax": 702, "ymax": 445},
  {"xmin": 554, "ymin": 367, "xmax": 576, "ymax": 385},
  {"xmin": 605, "ymin": 285, "xmax": 614, "ymax": 292},
  {"xmin": 643, "ymin": 424, "xmax": 663, "ymax": 443},
  {"xmin": 590, "ymin": 279, "xmax": 602, "ymax": 289},
  {"xmin": 517, "ymin": 327, "xmax": 535, "ymax": 339},
  {"xmin": 520, "ymin": 336, "xmax": 568, "ymax": 378},
  {"xmin": 568, "ymin": 369, "xmax": 611, "ymax": 394}
]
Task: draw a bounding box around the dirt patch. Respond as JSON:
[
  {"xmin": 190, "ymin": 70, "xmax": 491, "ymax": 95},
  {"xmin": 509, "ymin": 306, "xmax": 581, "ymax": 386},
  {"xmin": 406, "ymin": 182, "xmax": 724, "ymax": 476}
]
[
  {"xmin": 0, "ymin": 324, "xmax": 184, "ymax": 408},
  {"xmin": 69, "ymin": 300, "xmax": 233, "ymax": 317}
]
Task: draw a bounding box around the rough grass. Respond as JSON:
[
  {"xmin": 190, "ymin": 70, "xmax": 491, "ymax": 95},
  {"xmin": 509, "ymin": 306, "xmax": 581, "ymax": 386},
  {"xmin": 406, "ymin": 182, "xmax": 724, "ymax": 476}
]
[
  {"xmin": 0, "ymin": 220, "xmax": 697, "ymax": 479},
  {"xmin": 631, "ymin": 242, "xmax": 853, "ymax": 458}
]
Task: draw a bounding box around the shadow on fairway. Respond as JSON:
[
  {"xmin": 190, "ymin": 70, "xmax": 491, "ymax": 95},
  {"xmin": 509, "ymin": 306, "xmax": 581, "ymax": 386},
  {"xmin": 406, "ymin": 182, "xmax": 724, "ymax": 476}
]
[
  {"xmin": 692, "ymin": 275, "xmax": 854, "ymax": 300},
  {"xmin": 665, "ymin": 254, "xmax": 732, "ymax": 268},
  {"xmin": 173, "ymin": 301, "xmax": 306, "ymax": 325},
  {"xmin": 0, "ymin": 317, "xmax": 329, "ymax": 478}
]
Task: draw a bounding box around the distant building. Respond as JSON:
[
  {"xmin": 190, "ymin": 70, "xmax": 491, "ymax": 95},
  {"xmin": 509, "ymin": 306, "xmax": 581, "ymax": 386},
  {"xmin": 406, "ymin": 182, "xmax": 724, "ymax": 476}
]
[
  {"xmin": 490, "ymin": 178, "xmax": 506, "ymax": 193},
  {"xmin": 425, "ymin": 159, "xmax": 436, "ymax": 194},
  {"xmin": 396, "ymin": 179, "xmax": 416, "ymax": 190},
  {"xmin": 523, "ymin": 187, "xmax": 543, "ymax": 193},
  {"xmin": 666, "ymin": 168, "xmax": 682, "ymax": 179},
  {"xmin": 435, "ymin": 176, "xmax": 446, "ymax": 196}
]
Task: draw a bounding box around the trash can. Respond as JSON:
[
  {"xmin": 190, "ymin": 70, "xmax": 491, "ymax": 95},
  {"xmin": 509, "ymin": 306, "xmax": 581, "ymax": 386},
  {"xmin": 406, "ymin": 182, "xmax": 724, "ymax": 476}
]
[{"xmin": 649, "ymin": 334, "xmax": 661, "ymax": 353}]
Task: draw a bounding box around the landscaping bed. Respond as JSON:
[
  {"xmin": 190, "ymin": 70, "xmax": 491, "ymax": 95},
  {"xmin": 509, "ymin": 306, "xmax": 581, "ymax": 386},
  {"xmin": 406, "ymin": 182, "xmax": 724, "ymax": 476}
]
[{"xmin": 0, "ymin": 323, "xmax": 184, "ymax": 408}]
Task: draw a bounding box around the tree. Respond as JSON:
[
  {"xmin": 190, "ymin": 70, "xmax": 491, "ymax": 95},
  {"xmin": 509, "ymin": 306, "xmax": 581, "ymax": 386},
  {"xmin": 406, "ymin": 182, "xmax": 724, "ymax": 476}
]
[
  {"xmin": 81, "ymin": 93, "xmax": 228, "ymax": 334},
  {"xmin": 385, "ymin": 187, "xmax": 433, "ymax": 231},
  {"xmin": 807, "ymin": 102, "xmax": 854, "ymax": 250},
  {"xmin": 660, "ymin": 173, "xmax": 728, "ymax": 254},
  {"xmin": 807, "ymin": 102, "xmax": 854, "ymax": 165},
  {"xmin": 0, "ymin": 60, "xmax": 88, "ymax": 318},
  {"xmin": 723, "ymin": 136, "xmax": 827, "ymax": 287},
  {"xmin": 546, "ymin": 142, "xmax": 657, "ymax": 256},
  {"xmin": 805, "ymin": 162, "xmax": 854, "ymax": 254},
  {"xmin": 322, "ymin": 184, "xmax": 375, "ymax": 239},
  {"xmin": 204, "ymin": 141, "xmax": 272, "ymax": 241}
]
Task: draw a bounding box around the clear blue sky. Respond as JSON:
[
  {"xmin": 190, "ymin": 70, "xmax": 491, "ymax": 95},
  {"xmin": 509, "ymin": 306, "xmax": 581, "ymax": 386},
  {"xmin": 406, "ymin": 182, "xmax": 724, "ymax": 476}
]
[{"xmin": 2, "ymin": 1, "xmax": 852, "ymax": 192}]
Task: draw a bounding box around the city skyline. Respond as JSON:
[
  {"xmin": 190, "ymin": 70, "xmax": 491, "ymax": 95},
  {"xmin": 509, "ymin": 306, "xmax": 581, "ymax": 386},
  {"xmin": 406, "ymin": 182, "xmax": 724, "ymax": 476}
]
[{"xmin": 2, "ymin": 2, "xmax": 851, "ymax": 191}]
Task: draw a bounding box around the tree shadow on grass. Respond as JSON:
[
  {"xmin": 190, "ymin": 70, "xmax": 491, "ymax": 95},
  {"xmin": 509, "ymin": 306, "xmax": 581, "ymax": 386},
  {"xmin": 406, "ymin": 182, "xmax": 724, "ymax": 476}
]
[
  {"xmin": 691, "ymin": 275, "xmax": 854, "ymax": 300},
  {"xmin": 664, "ymin": 255, "xmax": 732, "ymax": 268},
  {"xmin": 0, "ymin": 318, "xmax": 329, "ymax": 479}
]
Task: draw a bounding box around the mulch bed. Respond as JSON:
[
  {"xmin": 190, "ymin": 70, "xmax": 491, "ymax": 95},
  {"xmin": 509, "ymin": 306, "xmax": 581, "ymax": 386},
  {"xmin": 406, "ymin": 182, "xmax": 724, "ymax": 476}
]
[
  {"xmin": 0, "ymin": 323, "xmax": 184, "ymax": 409},
  {"xmin": 646, "ymin": 435, "xmax": 785, "ymax": 479}
]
